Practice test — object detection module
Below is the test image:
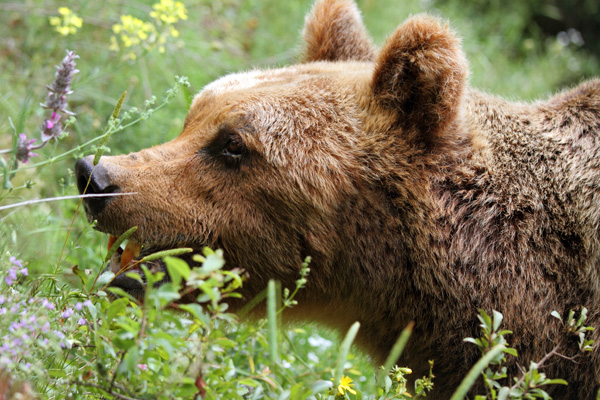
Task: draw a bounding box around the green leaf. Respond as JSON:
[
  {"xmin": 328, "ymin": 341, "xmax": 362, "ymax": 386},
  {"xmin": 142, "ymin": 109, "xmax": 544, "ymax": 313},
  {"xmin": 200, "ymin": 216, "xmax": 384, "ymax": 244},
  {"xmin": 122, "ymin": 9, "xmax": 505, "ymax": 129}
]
[
  {"xmin": 478, "ymin": 309, "xmax": 493, "ymax": 333},
  {"xmin": 498, "ymin": 386, "xmax": 511, "ymax": 400},
  {"xmin": 543, "ymin": 379, "xmax": 568, "ymax": 385},
  {"xmin": 503, "ymin": 347, "xmax": 518, "ymax": 357},
  {"xmin": 333, "ymin": 321, "xmax": 361, "ymax": 386},
  {"xmin": 310, "ymin": 380, "xmax": 333, "ymax": 395},
  {"xmin": 449, "ymin": 343, "xmax": 506, "ymax": 400},
  {"xmin": 267, "ymin": 279, "xmax": 279, "ymax": 364},
  {"xmin": 104, "ymin": 226, "xmax": 138, "ymax": 262},
  {"xmin": 202, "ymin": 250, "xmax": 225, "ymax": 273},
  {"xmin": 106, "ymin": 286, "xmax": 138, "ymax": 303},
  {"xmin": 164, "ymin": 256, "xmax": 191, "ymax": 287},
  {"xmin": 96, "ymin": 271, "xmax": 115, "ymax": 287},
  {"xmin": 47, "ymin": 369, "xmax": 67, "ymax": 378},
  {"xmin": 550, "ymin": 310, "xmax": 562, "ymax": 322},
  {"xmin": 492, "ymin": 310, "xmax": 504, "ymax": 332},
  {"xmin": 238, "ymin": 378, "xmax": 259, "ymax": 387},
  {"xmin": 94, "ymin": 91, "xmax": 127, "ymax": 165},
  {"xmin": 119, "ymin": 345, "xmax": 140, "ymax": 374},
  {"xmin": 107, "ymin": 297, "xmax": 129, "ymax": 321},
  {"xmin": 140, "ymin": 247, "xmax": 193, "ymax": 262}
]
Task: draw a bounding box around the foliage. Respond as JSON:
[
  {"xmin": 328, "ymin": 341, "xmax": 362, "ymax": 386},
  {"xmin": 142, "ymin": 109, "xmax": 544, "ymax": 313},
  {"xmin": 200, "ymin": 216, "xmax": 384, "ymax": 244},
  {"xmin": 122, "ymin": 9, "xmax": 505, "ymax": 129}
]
[
  {"xmin": 458, "ymin": 309, "xmax": 595, "ymax": 400},
  {"xmin": 0, "ymin": 0, "xmax": 598, "ymax": 399}
]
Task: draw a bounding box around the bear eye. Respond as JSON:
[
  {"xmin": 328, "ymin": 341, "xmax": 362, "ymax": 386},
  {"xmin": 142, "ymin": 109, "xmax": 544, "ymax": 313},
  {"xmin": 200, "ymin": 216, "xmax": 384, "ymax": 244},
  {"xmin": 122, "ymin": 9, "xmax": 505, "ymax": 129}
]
[{"xmin": 222, "ymin": 136, "xmax": 245, "ymax": 159}]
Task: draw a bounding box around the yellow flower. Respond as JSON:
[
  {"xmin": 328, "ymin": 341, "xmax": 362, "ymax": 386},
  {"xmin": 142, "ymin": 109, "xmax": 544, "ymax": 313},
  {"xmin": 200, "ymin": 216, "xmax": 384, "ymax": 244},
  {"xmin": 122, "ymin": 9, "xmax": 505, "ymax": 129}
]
[
  {"xmin": 49, "ymin": 7, "xmax": 83, "ymax": 36},
  {"xmin": 336, "ymin": 375, "xmax": 357, "ymax": 396},
  {"xmin": 150, "ymin": 0, "xmax": 188, "ymax": 25}
]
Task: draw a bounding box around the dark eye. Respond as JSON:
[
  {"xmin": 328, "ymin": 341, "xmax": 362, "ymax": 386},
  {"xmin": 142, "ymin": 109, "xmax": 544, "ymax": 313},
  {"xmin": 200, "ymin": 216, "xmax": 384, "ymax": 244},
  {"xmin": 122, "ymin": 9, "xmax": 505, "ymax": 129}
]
[{"xmin": 222, "ymin": 136, "xmax": 245, "ymax": 159}]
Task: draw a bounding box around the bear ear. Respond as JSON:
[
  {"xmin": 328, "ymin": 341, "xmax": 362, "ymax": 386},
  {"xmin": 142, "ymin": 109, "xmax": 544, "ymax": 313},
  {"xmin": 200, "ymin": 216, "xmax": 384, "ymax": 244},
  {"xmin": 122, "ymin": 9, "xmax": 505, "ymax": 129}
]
[
  {"xmin": 372, "ymin": 15, "xmax": 468, "ymax": 148},
  {"xmin": 302, "ymin": 0, "xmax": 375, "ymax": 62}
]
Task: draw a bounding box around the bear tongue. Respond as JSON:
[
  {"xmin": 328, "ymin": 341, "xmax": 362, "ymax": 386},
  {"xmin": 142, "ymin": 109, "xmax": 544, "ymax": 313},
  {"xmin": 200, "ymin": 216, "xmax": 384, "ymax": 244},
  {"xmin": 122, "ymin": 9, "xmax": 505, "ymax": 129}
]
[
  {"xmin": 121, "ymin": 240, "xmax": 142, "ymax": 269},
  {"xmin": 107, "ymin": 235, "xmax": 118, "ymax": 253},
  {"xmin": 107, "ymin": 235, "xmax": 142, "ymax": 271}
]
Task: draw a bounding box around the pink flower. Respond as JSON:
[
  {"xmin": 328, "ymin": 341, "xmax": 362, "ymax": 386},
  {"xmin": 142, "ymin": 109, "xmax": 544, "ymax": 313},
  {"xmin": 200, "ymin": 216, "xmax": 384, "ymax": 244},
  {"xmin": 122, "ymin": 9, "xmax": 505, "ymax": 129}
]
[
  {"xmin": 45, "ymin": 112, "xmax": 61, "ymax": 130},
  {"xmin": 15, "ymin": 134, "xmax": 38, "ymax": 163},
  {"xmin": 137, "ymin": 364, "xmax": 149, "ymax": 371}
]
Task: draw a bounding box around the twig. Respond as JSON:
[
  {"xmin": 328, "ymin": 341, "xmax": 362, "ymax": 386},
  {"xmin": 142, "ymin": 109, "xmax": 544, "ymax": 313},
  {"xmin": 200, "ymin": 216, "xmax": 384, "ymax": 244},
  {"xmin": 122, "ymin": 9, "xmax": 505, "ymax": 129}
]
[
  {"xmin": 511, "ymin": 344, "xmax": 561, "ymax": 390},
  {"xmin": 109, "ymin": 352, "xmax": 126, "ymax": 393},
  {"xmin": 0, "ymin": 192, "xmax": 136, "ymax": 211}
]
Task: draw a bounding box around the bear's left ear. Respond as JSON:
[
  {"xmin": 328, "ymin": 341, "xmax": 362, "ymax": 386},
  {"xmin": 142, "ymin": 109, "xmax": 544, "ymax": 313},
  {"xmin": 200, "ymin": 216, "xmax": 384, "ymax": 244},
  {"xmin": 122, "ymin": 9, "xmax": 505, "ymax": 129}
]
[
  {"xmin": 372, "ymin": 15, "xmax": 468, "ymax": 148},
  {"xmin": 302, "ymin": 0, "xmax": 375, "ymax": 62}
]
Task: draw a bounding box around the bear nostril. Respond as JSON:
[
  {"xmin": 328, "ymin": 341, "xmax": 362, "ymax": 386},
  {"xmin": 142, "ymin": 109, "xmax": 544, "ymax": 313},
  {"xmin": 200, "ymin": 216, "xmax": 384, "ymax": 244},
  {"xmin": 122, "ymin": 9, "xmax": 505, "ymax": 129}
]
[{"xmin": 74, "ymin": 156, "xmax": 120, "ymax": 215}]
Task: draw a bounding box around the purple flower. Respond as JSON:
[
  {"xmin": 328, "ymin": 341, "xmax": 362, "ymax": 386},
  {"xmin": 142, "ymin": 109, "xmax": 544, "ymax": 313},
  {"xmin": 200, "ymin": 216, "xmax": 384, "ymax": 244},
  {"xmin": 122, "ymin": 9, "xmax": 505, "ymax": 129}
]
[
  {"xmin": 0, "ymin": 295, "xmax": 5, "ymax": 305},
  {"xmin": 75, "ymin": 302, "xmax": 83, "ymax": 311},
  {"xmin": 41, "ymin": 299, "xmax": 56, "ymax": 310},
  {"xmin": 15, "ymin": 134, "xmax": 38, "ymax": 163},
  {"xmin": 77, "ymin": 318, "xmax": 87, "ymax": 326},
  {"xmin": 40, "ymin": 50, "xmax": 79, "ymax": 143},
  {"xmin": 20, "ymin": 268, "xmax": 28, "ymax": 277},
  {"xmin": 83, "ymin": 300, "xmax": 93, "ymax": 307},
  {"xmin": 62, "ymin": 308, "xmax": 74, "ymax": 318},
  {"xmin": 9, "ymin": 256, "xmax": 23, "ymax": 268}
]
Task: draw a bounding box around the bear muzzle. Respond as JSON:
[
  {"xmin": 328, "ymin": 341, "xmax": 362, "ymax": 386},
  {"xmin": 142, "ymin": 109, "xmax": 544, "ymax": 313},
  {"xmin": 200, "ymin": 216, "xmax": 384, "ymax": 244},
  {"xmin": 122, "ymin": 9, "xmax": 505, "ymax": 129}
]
[{"xmin": 75, "ymin": 155, "xmax": 120, "ymax": 216}]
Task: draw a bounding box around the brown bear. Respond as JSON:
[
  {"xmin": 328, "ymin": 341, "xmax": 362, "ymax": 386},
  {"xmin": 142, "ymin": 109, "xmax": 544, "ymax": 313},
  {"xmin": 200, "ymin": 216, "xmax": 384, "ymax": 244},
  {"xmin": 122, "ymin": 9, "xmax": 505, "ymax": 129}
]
[{"xmin": 74, "ymin": 0, "xmax": 600, "ymax": 398}]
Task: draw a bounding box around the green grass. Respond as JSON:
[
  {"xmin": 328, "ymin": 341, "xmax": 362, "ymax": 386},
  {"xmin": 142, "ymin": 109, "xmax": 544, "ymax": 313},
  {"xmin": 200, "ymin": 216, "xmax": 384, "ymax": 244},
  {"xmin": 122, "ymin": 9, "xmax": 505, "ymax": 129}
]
[{"xmin": 0, "ymin": 0, "xmax": 597, "ymax": 399}]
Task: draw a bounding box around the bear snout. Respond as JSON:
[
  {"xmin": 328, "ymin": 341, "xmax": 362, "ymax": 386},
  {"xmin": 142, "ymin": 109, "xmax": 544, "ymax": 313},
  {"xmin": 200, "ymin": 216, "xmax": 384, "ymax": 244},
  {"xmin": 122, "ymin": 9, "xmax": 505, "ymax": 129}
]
[{"xmin": 75, "ymin": 155, "xmax": 120, "ymax": 216}]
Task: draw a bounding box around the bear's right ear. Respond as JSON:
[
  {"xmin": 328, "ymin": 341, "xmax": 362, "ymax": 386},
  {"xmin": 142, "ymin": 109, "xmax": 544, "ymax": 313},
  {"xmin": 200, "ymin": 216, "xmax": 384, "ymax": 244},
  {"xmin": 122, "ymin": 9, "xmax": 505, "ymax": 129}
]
[
  {"xmin": 302, "ymin": 0, "xmax": 375, "ymax": 62},
  {"xmin": 372, "ymin": 15, "xmax": 468, "ymax": 149}
]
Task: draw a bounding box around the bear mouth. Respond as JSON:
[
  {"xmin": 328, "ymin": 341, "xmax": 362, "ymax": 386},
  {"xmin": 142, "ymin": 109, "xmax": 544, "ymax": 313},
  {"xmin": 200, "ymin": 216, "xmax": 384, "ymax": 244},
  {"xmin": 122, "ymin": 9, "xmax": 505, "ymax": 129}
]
[{"xmin": 104, "ymin": 235, "xmax": 195, "ymax": 296}]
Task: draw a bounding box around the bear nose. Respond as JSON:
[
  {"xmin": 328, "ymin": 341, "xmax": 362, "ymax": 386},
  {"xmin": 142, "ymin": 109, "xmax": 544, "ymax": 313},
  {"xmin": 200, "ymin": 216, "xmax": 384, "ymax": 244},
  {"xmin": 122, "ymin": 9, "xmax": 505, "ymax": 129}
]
[{"xmin": 74, "ymin": 155, "xmax": 119, "ymax": 215}]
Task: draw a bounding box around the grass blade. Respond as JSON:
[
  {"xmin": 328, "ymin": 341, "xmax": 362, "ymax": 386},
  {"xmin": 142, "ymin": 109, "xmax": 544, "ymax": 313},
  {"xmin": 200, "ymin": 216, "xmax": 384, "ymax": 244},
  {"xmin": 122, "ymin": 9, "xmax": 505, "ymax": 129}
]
[
  {"xmin": 267, "ymin": 280, "xmax": 279, "ymax": 364},
  {"xmin": 333, "ymin": 321, "xmax": 361, "ymax": 386},
  {"xmin": 140, "ymin": 247, "xmax": 193, "ymax": 262},
  {"xmin": 450, "ymin": 343, "xmax": 506, "ymax": 400},
  {"xmin": 378, "ymin": 321, "xmax": 414, "ymax": 381},
  {"xmin": 104, "ymin": 226, "xmax": 138, "ymax": 262}
]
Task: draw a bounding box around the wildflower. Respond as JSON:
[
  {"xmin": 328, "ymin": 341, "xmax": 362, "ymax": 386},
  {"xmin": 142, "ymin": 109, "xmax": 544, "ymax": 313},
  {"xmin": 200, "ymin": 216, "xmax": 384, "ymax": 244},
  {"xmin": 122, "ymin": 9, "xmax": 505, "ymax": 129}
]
[
  {"xmin": 75, "ymin": 302, "xmax": 83, "ymax": 311},
  {"xmin": 77, "ymin": 317, "xmax": 87, "ymax": 326},
  {"xmin": 83, "ymin": 300, "xmax": 93, "ymax": 307},
  {"xmin": 61, "ymin": 308, "xmax": 74, "ymax": 319},
  {"xmin": 15, "ymin": 134, "xmax": 39, "ymax": 163},
  {"xmin": 5, "ymin": 270, "xmax": 16, "ymax": 285},
  {"xmin": 137, "ymin": 363, "xmax": 149, "ymax": 371},
  {"xmin": 150, "ymin": 0, "xmax": 188, "ymax": 25},
  {"xmin": 112, "ymin": 15, "xmax": 156, "ymax": 51},
  {"xmin": 390, "ymin": 366, "xmax": 412, "ymax": 396},
  {"xmin": 41, "ymin": 299, "xmax": 56, "ymax": 310},
  {"xmin": 1, "ymin": 51, "xmax": 77, "ymax": 163},
  {"xmin": 49, "ymin": 7, "xmax": 83, "ymax": 36},
  {"xmin": 335, "ymin": 376, "xmax": 357, "ymax": 396},
  {"xmin": 40, "ymin": 50, "xmax": 78, "ymax": 143},
  {"xmin": 9, "ymin": 256, "xmax": 23, "ymax": 268}
]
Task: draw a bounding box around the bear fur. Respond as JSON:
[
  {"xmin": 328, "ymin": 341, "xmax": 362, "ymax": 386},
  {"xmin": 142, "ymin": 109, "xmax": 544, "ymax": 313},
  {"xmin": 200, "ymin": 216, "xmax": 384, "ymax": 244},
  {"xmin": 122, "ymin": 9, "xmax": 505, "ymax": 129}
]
[{"xmin": 75, "ymin": 0, "xmax": 600, "ymax": 398}]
